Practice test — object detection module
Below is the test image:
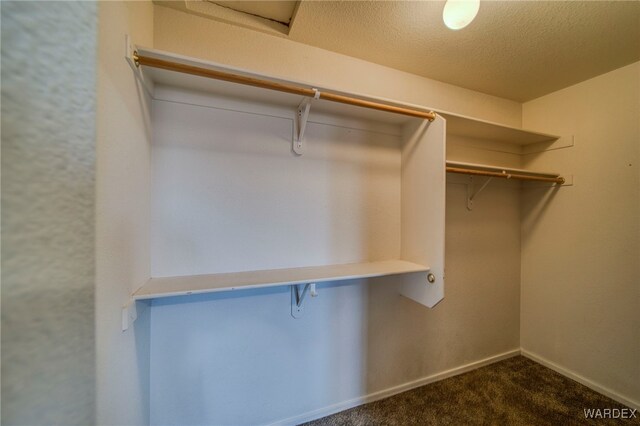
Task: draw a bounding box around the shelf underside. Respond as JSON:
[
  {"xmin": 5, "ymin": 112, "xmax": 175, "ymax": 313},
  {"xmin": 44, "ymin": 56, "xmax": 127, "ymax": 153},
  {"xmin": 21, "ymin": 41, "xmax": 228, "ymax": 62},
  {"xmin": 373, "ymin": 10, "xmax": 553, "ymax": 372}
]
[
  {"xmin": 439, "ymin": 113, "xmax": 559, "ymax": 145},
  {"xmin": 134, "ymin": 260, "xmax": 429, "ymax": 300}
]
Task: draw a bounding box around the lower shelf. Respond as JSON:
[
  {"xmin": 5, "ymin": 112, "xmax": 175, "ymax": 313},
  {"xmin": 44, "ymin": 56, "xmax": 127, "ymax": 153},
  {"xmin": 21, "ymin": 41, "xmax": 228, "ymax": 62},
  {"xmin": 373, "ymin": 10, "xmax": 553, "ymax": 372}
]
[{"xmin": 134, "ymin": 260, "xmax": 430, "ymax": 300}]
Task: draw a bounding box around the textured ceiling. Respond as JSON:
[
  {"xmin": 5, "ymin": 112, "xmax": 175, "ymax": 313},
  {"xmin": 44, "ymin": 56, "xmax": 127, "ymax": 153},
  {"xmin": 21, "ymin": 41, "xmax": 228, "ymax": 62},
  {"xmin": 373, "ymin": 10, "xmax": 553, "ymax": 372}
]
[{"xmin": 161, "ymin": 1, "xmax": 640, "ymax": 101}]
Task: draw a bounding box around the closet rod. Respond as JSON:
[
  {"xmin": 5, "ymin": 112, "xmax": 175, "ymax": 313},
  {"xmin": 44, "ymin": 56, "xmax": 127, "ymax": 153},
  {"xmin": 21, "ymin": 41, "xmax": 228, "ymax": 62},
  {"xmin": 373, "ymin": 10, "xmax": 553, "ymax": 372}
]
[
  {"xmin": 446, "ymin": 167, "xmax": 565, "ymax": 184},
  {"xmin": 133, "ymin": 53, "xmax": 436, "ymax": 121}
]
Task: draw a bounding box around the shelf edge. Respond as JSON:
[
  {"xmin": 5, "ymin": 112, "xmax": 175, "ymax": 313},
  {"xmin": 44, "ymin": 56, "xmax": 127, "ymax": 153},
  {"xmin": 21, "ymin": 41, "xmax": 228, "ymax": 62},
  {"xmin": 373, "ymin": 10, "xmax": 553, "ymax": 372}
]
[
  {"xmin": 133, "ymin": 45, "xmax": 559, "ymax": 144},
  {"xmin": 134, "ymin": 260, "xmax": 430, "ymax": 301}
]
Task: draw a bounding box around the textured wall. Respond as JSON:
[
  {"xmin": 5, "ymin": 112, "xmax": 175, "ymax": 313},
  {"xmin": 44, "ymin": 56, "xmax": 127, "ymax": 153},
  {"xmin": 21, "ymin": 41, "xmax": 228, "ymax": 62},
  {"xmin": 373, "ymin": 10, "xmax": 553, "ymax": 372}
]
[
  {"xmin": 521, "ymin": 62, "xmax": 640, "ymax": 408},
  {"xmin": 95, "ymin": 2, "xmax": 154, "ymax": 425},
  {"xmin": 1, "ymin": 2, "xmax": 97, "ymax": 424}
]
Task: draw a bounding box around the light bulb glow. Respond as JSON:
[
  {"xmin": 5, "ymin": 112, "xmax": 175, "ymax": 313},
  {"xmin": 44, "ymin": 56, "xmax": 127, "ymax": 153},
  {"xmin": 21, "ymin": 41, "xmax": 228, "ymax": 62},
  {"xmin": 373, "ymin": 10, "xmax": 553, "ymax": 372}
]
[{"xmin": 443, "ymin": 0, "xmax": 480, "ymax": 30}]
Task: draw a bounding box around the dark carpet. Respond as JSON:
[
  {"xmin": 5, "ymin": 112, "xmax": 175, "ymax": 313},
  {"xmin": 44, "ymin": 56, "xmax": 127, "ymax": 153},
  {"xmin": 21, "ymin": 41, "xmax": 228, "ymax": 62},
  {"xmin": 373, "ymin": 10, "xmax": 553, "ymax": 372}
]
[{"xmin": 301, "ymin": 356, "xmax": 639, "ymax": 426}]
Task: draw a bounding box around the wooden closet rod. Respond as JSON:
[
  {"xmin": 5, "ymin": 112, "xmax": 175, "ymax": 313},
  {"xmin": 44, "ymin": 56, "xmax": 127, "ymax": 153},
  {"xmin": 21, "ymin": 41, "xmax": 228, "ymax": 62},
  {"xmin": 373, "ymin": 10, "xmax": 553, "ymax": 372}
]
[
  {"xmin": 446, "ymin": 167, "xmax": 565, "ymax": 184},
  {"xmin": 133, "ymin": 53, "xmax": 436, "ymax": 121}
]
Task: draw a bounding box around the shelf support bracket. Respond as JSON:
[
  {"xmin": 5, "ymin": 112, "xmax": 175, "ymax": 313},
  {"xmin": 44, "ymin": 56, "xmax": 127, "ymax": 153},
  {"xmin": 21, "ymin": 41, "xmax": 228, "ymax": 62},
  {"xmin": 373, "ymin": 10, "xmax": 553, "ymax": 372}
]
[
  {"xmin": 121, "ymin": 299, "xmax": 138, "ymax": 332},
  {"xmin": 467, "ymin": 177, "xmax": 494, "ymax": 210},
  {"xmin": 293, "ymin": 89, "xmax": 320, "ymax": 155},
  {"xmin": 291, "ymin": 283, "xmax": 318, "ymax": 318}
]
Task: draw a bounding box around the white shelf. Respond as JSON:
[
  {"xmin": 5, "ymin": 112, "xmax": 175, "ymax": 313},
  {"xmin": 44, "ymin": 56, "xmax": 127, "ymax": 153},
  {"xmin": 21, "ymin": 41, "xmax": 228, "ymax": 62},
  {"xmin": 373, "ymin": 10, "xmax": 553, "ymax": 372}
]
[
  {"xmin": 134, "ymin": 46, "xmax": 429, "ymax": 127},
  {"xmin": 134, "ymin": 260, "xmax": 430, "ymax": 300},
  {"xmin": 440, "ymin": 112, "xmax": 559, "ymax": 146},
  {"xmin": 133, "ymin": 46, "xmax": 559, "ymax": 146},
  {"xmin": 126, "ymin": 45, "xmax": 452, "ymax": 308}
]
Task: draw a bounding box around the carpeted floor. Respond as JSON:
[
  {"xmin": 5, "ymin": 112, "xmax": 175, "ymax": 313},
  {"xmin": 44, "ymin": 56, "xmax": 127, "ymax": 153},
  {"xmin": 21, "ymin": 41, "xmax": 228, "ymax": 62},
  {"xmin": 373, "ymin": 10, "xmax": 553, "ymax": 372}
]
[{"xmin": 301, "ymin": 356, "xmax": 639, "ymax": 426}]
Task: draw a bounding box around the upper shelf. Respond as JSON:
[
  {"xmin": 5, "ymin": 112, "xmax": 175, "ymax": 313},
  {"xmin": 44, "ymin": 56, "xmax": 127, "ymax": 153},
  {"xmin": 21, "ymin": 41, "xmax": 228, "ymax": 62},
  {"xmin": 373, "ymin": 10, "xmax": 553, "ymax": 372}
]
[
  {"xmin": 134, "ymin": 260, "xmax": 429, "ymax": 300},
  {"xmin": 129, "ymin": 46, "xmax": 560, "ymax": 145},
  {"xmin": 132, "ymin": 46, "xmax": 433, "ymax": 127},
  {"xmin": 440, "ymin": 113, "xmax": 559, "ymax": 146}
]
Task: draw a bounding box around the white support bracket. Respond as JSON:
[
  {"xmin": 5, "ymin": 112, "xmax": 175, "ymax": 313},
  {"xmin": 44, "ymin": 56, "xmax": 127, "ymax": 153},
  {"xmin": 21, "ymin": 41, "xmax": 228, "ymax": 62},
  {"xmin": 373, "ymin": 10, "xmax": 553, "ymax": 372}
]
[
  {"xmin": 467, "ymin": 176, "xmax": 494, "ymax": 210},
  {"xmin": 292, "ymin": 89, "xmax": 320, "ymax": 155},
  {"xmin": 122, "ymin": 299, "xmax": 138, "ymax": 332},
  {"xmin": 291, "ymin": 283, "xmax": 318, "ymax": 318}
]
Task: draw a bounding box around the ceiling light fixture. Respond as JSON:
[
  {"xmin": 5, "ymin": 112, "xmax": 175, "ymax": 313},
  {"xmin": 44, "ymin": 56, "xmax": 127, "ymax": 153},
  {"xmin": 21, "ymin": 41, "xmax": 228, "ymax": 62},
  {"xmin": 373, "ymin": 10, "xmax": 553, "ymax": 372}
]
[{"xmin": 443, "ymin": 0, "xmax": 480, "ymax": 30}]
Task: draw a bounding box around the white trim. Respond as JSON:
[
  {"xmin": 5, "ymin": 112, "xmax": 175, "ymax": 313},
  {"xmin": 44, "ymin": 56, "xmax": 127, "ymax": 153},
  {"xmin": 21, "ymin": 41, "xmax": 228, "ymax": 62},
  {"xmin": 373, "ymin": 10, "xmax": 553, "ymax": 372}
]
[
  {"xmin": 266, "ymin": 349, "xmax": 521, "ymax": 426},
  {"xmin": 521, "ymin": 349, "xmax": 640, "ymax": 411}
]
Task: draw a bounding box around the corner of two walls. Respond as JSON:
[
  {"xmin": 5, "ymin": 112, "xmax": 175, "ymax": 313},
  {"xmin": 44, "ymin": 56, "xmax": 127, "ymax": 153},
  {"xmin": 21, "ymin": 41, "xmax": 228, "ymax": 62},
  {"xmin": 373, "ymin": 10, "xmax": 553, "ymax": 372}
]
[
  {"xmin": 520, "ymin": 62, "xmax": 640, "ymax": 408},
  {"xmin": 96, "ymin": 1, "xmax": 154, "ymax": 425}
]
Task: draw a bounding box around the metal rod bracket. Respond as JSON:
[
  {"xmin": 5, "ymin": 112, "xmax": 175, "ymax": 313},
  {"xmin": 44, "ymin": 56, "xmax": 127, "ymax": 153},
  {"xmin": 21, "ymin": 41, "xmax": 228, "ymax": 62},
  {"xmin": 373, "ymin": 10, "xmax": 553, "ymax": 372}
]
[
  {"xmin": 467, "ymin": 177, "xmax": 494, "ymax": 210},
  {"xmin": 291, "ymin": 283, "xmax": 318, "ymax": 318},
  {"xmin": 293, "ymin": 89, "xmax": 320, "ymax": 155},
  {"xmin": 124, "ymin": 35, "xmax": 154, "ymax": 98}
]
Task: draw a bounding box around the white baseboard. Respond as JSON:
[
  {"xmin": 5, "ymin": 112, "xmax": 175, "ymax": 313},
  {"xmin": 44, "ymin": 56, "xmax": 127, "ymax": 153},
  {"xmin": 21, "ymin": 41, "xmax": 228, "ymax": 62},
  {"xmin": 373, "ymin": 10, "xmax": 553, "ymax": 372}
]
[
  {"xmin": 267, "ymin": 348, "xmax": 638, "ymax": 425},
  {"xmin": 521, "ymin": 349, "xmax": 640, "ymax": 411},
  {"xmin": 266, "ymin": 348, "xmax": 521, "ymax": 426}
]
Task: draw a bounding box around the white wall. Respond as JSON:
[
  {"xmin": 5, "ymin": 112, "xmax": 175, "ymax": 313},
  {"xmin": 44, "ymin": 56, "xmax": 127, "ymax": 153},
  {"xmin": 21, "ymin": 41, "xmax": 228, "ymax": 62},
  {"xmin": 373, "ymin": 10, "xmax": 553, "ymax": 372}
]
[
  {"xmin": 521, "ymin": 62, "xmax": 640, "ymax": 408},
  {"xmin": 147, "ymin": 6, "xmax": 522, "ymax": 424},
  {"xmin": 95, "ymin": 2, "xmax": 154, "ymax": 425},
  {"xmin": 1, "ymin": 2, "xmax": 97, "ymax": 424},
  {"xmin": 151, "ymin": 91, "xmax": 402, "ymax": 277}
]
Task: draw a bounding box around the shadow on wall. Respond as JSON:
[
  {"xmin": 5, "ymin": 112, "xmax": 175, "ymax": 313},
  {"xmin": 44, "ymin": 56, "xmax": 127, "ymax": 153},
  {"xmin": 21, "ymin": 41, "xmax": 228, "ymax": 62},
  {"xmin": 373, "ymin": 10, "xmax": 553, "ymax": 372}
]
[
  {"xmin": 521, "ymin": 185, "xmax": 562, "ymax": 243},
  {"xmin": 147, "ymin": 280, "xmax": 370, "ymax": 425}
]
